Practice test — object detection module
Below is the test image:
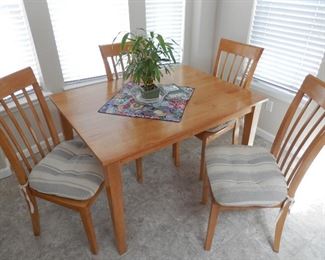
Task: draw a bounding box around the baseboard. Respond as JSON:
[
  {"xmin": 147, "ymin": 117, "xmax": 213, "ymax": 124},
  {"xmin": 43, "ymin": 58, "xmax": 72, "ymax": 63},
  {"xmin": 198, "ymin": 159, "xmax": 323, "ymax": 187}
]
[
  {"xmin": 256, "ymin": 127, "xmax": 275, "ymax": 143},
  {"xmin": 0, "ymin": 165, "xmax": 11, "ymax": 179}
]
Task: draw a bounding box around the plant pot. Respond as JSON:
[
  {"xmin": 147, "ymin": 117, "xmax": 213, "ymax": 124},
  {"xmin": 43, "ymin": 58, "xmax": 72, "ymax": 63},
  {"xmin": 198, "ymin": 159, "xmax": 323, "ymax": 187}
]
[{"xmin": 141, "ymin": 86, "xmax": 160, "ymax": 99}]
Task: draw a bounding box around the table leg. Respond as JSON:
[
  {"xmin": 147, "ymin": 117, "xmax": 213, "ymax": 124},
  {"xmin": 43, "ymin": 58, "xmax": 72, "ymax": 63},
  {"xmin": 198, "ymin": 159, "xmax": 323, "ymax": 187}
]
[
  {"xmin": 135, "ymin": 158, "xmax": 143, "ymax": 183},
  {"xmin": 172, "ymin": 143, "xmax": 180, "ymax": 167},
  {"xmin": 242, "ymin": 103, "xmax": 262, "ymax": 145},
  {"xmin": 59, "ymin": 112, "xmax": 73, "ymax": 140},
  {"xmin": 104, "ymin": 163, "xmax": 127, "ymax": 255}
]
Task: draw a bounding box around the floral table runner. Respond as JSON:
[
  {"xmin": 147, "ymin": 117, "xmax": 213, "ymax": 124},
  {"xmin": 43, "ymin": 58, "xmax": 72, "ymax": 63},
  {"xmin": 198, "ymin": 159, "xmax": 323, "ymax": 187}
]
[{"xmin": 98, "ymin": 83, "xmax": 194, "ymax": 122}]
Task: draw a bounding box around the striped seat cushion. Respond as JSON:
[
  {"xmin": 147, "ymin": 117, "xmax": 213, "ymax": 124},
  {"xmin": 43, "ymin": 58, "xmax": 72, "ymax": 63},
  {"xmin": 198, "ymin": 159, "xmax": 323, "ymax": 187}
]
[
  {"xmin": 206, "ymin": 120, "xmax": 236, "ymax": 133},
  {"xmin": 29, "ymin": 138, "xmax": 103, "ymax": 200},
  {"xmin": 206, "ymin": 145, "xmax": 287, "ymax": 207}
]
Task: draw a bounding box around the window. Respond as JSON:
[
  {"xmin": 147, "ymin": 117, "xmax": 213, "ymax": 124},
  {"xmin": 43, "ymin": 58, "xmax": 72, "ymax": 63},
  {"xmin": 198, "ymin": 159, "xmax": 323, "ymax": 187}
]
[
  {"xmin": 47, "ymin": 0, "xmax": 130, "ymax": 83},
  {"xmin": 0, "ymin": 0, "xmax": 41, "ymax": 81},
  {"xmin": 145, "ymin": 0, "xmax": 185, "ymax": 62},
  {"xmin": 249, "ymin": 0, "xmax": 325, "ymax": 92}
]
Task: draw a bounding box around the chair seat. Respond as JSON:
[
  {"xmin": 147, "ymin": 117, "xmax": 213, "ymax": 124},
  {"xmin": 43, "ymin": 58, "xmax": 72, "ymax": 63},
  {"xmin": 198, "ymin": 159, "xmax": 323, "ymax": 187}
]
[
  {"xmin": 206, "ymin": 145, "xmax": 287, "ymax": 207},
  {"xmin": 29, "ymin": 138, "xmax": 104, "ymax": 200},
  {"xmin": 206, "ymin": 120, "xmax": 236, "ymax": 133}
]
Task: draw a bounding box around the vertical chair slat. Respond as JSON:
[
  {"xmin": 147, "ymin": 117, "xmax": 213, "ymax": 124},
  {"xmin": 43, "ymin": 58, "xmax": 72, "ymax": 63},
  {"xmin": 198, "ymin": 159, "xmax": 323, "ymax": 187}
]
[
  {"xmin": 226, "ymin": 55, "xmax": 237, "ymax": 82},
  {"xmin": 104, "ymin": 57, "xmax": 113, "ymax": 80},
  {"xmin": 32, "ymin": 83, "xmax": 60, "ymax": 146},
  {"xmin": 22, "ymin": 89, "xmax": 52, "ymax": 153},
  {"xmin": 279, "ymin": 104, "xmax": 321, "ymax": 170},
  {"xmin": 287, "ymin": 125, "xmax": 325, "ymax": 187},
  {"xmin": 111, "ymin": 57, "xmax": 119, "ymax": 79},
  {"xmin": 285, "ymin": 112, "xmax": 324, "ymax": 179},
  {"xmin": 10, "ymin": 94, "xmax": 45, "ymax": 158},
  {"xmin": 271, "ymin": 91, "xmax": 305, "ymax": 158},
  {"xmin": 0, "ymin": 100, "xmax": 38, "ymax": 165},
  {"xmin": 119, "ymin": 54, "xmax": 125, "ymax": 72},
  {"xmin": 0, "ymin": 116, "xmax": 32, "ymax": 172},
  {"xmin": 277, "ymin": 98, "xmax": 312, "ymax": 163},
  {"xmin": 239, "ymin": 58, "xmax": 252, "ymax": 87},
  {"xmin": 127, "ymin": 53, "xmax": 131, "ymax": 65},
  {"xmin": 232, "ymin": 56, "xmax": 245, "ymax": 85},
  {"xmin": 220, "ymin": 53, "xmax": 229, "ymax": 80}
]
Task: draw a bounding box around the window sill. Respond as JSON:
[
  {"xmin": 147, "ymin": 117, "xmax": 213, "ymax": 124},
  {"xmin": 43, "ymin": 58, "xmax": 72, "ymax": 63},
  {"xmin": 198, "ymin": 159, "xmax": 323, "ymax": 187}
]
[
  {"xmin": 63, "ymin": 77, "xmax": 107, "ymax": 91},
  {"xmin": 251, "ymin": 79, "xmax": 295, "ymax": 104}
]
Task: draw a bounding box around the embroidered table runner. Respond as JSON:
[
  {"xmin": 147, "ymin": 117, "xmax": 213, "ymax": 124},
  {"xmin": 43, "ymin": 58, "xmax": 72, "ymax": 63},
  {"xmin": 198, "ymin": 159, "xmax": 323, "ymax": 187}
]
[{"xmin": 98, "ymin": 83, "xmax": 194, "ymax": 122}]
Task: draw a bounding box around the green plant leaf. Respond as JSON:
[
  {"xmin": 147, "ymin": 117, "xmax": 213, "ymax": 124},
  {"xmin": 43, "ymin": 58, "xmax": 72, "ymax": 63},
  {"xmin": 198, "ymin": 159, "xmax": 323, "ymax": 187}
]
[
  {"xmin": 156, "ymin": 34, "xmax": 168, "ymax": 54},
  {"xmin": 121, "ymin": 32, "xmax": 130, "ymax": 50},
  {"xmin": 116, "ymin": 29, "xmax": 177, "ymax": 87}
]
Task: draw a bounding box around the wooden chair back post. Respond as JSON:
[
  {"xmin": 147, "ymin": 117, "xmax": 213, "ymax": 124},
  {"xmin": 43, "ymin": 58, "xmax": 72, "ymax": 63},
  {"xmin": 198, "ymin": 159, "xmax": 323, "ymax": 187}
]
[
  {"xmin": 0, "ymin": 127, "xmax": 28, "ymax": 185},
  {"xmin": 99, "ymin": 42, "xmax": 131, "ymax": 81},
  {"xmin": 271, "ymin": 75, "xmax": 325, "ymax": 197},
  {"xmin": 213, "ymin": 38, "xmax": 264, "ymax": 89},
  {"xmin": 0, "ymin": 67, "xmax": 60, "ymax": 183}
]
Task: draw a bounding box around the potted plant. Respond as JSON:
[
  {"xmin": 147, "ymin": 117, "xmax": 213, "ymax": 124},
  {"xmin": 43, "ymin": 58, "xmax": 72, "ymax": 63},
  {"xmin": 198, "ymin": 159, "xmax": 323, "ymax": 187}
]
[{"xmin": 120, "ymin": 30, "xmax": 177, "ymax": 99}]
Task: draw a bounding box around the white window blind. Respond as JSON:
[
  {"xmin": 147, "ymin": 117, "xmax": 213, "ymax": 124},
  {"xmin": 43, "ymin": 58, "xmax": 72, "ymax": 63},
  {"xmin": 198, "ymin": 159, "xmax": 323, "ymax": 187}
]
[
  {"xmin": 47, "ymin": 0, "xmax": 130, "ymax": 83},
  {"xmin": 145, "ymin": 0, "xmax": 185, "ymax": 63},
  {"xmin": 0, "ymin": 0, "xmax": 41, "ymax": 80},
  {"xmin": 249, "ymin": 0, "xmax": 325, "ymax": 92}
]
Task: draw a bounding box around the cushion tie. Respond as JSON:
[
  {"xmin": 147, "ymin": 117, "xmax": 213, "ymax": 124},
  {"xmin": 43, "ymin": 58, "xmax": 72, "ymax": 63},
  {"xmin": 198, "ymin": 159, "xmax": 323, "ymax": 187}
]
[
  {"xmin": 285, "ymin": 195, "xmax": 295, "ymax": 212},
  {"xmin": 276, "ymin": 195, "xmax": 295, "ymax": 224},
  {"xmin": 19, "ymin": 182, "xmax": 34, "ymax": 214}
]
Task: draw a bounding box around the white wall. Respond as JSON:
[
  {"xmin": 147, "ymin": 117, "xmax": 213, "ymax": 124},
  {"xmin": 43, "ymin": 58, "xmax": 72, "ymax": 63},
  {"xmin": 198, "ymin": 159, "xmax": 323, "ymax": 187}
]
[
  {"xmin": 23, "ymin": 0, "xmax": 64, "ymax": 93},
  {"xmin": 214, "ymin": 0, "xmax": 255, "ymax": 49},
  {"xmin": 184, "ymin": 0, "xmax": 218, "ymax": 73}
]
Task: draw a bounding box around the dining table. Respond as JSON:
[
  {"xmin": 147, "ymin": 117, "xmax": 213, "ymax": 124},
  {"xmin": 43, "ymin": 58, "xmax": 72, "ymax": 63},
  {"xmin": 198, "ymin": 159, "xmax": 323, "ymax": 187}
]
[{"xmin": 50, "ymin": 64, "xmax": 268, "ymax": 255}]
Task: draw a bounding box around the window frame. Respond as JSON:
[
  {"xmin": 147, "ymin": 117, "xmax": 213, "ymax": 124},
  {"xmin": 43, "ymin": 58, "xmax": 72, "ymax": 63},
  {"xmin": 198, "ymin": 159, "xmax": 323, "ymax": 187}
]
[
  {"xmin": 18, "ymin": 0, "xmax": 187, "ymax": 93},
  {"xmin": 20, "ymin": 0, "xmax": 146, "ymax": 93},
  {"xmin": 0, "ymin": 0, "xmax": 43, "ymax": 84},
  {"xmin": 248, "ymin": 0, "xmax": 325, "ymax": 97}
]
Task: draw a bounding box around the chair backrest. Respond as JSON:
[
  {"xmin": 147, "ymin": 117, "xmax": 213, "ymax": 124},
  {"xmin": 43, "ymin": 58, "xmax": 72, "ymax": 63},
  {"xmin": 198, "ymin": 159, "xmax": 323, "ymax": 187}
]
[
  {"xmin": 0, "ymin": 67, "xmax": 60, "ymax": 186},
  {"xmin": 271, "ymin": 75, "xmax": 325, "ymax": 197},
  {"xmin": 99, "ymin": 42, "xmax": 131, "ymax": 81},
  {"xmin": 213, "ymin": 38, "xmax": 264, "ymax": 89}
]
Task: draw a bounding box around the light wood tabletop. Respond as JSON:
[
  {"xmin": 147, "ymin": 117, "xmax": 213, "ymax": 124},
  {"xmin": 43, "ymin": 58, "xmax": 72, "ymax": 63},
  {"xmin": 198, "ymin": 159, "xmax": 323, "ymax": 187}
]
[{"xmin": 50, "ymin": 65, "xmax": 267, "ymax": 254}]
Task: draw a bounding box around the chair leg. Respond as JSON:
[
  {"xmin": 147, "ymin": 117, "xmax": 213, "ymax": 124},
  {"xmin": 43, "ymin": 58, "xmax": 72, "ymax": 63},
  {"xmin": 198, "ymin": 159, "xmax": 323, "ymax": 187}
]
[
  {"xmin": 199, "ymin": 138, "xmax": 207, "ymax": 180},
  {"xmin": 135, "ymin": 158, "xmax": 143, "ymax": 183},
  {"xmin": 29, "ymin": 194, "xmax": 40, "ymax": 236},
  {"xmin": 172, "ymin": 143, "xmax": 180, "ymax": 167},
  {"xmin": 204, "ymin": 202, "xmax": 220, "ymax": 251},
  {"xmin": 80, "ymin": 207, "xmax": 98, "ymax": 255},
  {"xmin": 201, "ymin": 166, "xmax": 209, "ymax": 205},
  {"xmin": 273, "ymin": 204, "xmax": 290, "ymax": 252},
  {"xmin": 232, "ymin": 119, "xmax": 240, "ymax": 145}
]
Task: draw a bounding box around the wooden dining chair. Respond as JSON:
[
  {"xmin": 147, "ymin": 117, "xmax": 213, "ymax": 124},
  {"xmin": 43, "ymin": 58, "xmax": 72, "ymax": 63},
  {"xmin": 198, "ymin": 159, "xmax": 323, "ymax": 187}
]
[
  {"xmin": 99, "ymin": 42, "xmax": 144, "ymax": 182},
  {"xmin": 202, "ymin": 74, "xmax": 325, "ymax": 252},
  {"xmin": 0, "ymin": 68, "xmax": 105, "ymax": 254},
  {"xmin": 194, "ymin": 38, "xmax": 264, "ymax": 180},
  {"xmin": 99, "ymin": 42, "xmax": 132, "ymax": 81}
]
